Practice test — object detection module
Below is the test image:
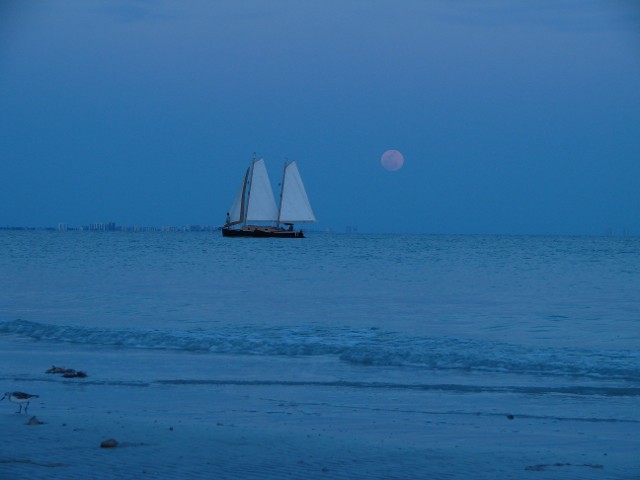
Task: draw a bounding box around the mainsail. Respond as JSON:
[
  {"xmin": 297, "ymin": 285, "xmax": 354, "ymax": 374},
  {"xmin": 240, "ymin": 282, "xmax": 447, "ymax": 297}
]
[
  {"xmin": 245, "ymin": 158, "xmax": 279, "ymax": 222},
  {"xmin": 278, "ymin": 161, "xmax": 316, "ymax": 223}
]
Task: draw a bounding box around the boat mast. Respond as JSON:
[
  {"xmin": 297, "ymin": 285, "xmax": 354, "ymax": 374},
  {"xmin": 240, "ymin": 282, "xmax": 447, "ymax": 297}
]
[
  {"xmin": 244, "ymin": 153, "xmax": 257, "ymax": 227},
  {"xmin": 277, "ymin": 159, "xmax": 288, "ymax": 225}
]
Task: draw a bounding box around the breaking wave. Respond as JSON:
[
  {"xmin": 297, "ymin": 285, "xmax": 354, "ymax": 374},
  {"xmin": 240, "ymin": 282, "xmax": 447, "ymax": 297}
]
[{"xmin": 1, "ymin": 319, "xmax": 638, "ymax": 382}]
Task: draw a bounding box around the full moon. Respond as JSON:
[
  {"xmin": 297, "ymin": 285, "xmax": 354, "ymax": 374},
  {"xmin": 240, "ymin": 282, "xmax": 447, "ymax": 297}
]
[{"xmin": 380, "ymin": 149, "xmax": 404, "ymax": 171}]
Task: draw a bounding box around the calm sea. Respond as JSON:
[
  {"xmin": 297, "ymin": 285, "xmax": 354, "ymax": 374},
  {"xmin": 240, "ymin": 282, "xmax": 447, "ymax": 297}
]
[{"xmin": 1, "ymin": 231, "xmax": 638, "ymax": 388}]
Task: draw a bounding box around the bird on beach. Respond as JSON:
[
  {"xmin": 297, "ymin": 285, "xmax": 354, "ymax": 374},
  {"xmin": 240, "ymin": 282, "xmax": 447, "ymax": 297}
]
[{"xmin": 1, "ymin": 391, "xmax": 39, "ymax": 414}]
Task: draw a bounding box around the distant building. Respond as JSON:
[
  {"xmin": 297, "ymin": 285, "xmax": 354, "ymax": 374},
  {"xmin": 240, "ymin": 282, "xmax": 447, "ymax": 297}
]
[{"xmin": 88, "ymin": 222, "xmax": 116, "ymax": 231}]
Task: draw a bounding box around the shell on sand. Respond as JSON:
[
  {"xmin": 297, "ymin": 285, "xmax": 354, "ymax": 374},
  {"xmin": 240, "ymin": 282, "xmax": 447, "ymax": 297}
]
[
  {"xmin": 46, "ymin": 365, "xmax": 67, "ymax": 374},
  {"xmin": 100, "ymin": 438, "xmax": 118, "ymax": 448},
  {"xmin": 27, "ymin": 416, "xmax": 44, "ymax": 425}
]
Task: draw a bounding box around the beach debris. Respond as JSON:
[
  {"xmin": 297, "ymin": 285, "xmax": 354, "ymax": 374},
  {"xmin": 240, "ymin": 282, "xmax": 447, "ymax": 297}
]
[
  {"xmin": 1, "ymin": 391, "xmax": 39, "ymax": 414},
  {"xmin": 100, "ymin": 438, "xmax": 119, "ymax": 448},
  {"xmin": 46, "ymin": 365, "xmax": 88, "ymax": 378},
  {"xmin": 27, "ymin": 416, "xmax": 44, "ymax": 425}
]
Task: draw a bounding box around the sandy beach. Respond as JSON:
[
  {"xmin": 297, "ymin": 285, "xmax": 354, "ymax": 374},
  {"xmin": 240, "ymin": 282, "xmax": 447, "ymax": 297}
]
[{"xmin": 2, "ymin": 336, "xmax": 637, "ymax": 480}]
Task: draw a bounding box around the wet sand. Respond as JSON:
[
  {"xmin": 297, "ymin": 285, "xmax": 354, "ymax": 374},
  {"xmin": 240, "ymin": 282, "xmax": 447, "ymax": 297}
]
[{"xmin": 1, "ymin": 337, "xmax": 638, "ymax": 479}]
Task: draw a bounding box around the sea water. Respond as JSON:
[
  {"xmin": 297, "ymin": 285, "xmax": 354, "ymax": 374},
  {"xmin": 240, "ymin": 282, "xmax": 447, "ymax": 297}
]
[{"xmin": 0, "ymin": 231, "xmax": 638, "ymax": 478}]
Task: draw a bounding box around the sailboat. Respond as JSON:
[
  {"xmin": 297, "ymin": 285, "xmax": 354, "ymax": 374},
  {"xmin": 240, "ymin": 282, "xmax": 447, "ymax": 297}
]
[{"xmin": 222, "ymin": 157, "xmax": 316, "ymax": 238}]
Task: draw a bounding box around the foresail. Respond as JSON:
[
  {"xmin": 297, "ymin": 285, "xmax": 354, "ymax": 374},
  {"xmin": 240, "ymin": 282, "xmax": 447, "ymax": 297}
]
[
  {"xmin": 246, "ymin": 158, "xmax": 279, "ymax": 222},
  {"xmin": 278, "ymin": 161, "xmax": 316, "ymax": 223},
  {"xmin": 227, "ymin": 167, "xmax": 249, "ymax": 226}
]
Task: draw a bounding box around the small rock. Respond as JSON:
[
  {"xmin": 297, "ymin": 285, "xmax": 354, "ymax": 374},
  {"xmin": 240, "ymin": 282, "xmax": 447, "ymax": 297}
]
[
  {"xmin": 27, "ymin": 416, "xmax": 43, "ymax": 425},
  {"xmin": 101, "ymin": 438, "xmax": 118, "ymax": 448}
]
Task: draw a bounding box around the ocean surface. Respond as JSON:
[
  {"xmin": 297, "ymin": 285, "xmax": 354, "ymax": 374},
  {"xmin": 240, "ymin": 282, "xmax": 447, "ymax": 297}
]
[{"xmin": 1, "ymin": 231, "xmax": 639, "ymax": 478}]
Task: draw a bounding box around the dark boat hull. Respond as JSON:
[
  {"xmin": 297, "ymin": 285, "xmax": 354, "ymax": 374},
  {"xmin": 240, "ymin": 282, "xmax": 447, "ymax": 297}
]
[{"xmin": 222, "ymin": 226, "xmax": 304, "ymax": 238}]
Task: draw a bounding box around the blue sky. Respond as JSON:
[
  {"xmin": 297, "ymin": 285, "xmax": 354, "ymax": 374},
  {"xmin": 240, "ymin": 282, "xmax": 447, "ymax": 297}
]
[{"xmin": 1, "ymin": 0, "xmax": 639, "ymax": 234}]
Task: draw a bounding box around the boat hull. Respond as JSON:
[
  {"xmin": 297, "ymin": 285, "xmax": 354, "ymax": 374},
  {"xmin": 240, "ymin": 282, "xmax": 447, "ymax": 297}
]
[{"xmin": 222, "ymin": 226, "xmax": 304, "ymax": 238}]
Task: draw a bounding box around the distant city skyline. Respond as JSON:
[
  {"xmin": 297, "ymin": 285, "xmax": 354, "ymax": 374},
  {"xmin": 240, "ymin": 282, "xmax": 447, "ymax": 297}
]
[
  {"xmin": 0, "ymin": 222, "xmax": 218, "ymax": 233},
  {"xmin": 1, "ymin": 1, "xmax": 639, "ymax": 235},
  {"xmin": 0, "ymin": 221, "xmax": 634, "ymax": 237}
]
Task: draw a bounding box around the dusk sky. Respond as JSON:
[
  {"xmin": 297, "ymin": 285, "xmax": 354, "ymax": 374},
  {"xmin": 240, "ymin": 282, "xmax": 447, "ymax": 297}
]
[{"xmin": 1, "ymin": 0, "xmax": 639, "ymax": 234}]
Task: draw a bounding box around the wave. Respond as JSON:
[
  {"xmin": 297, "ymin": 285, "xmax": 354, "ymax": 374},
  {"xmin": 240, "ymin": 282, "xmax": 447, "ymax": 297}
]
[{"xmin": 1, "ymin": 319, "xmax": 638, "ymax": 382}]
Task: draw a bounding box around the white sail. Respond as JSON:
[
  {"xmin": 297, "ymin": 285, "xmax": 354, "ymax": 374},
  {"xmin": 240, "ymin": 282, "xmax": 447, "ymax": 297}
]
[
  {"xmin": 227, "ymin": 167, "xmax": 248, "ymax": 226},
  {"xmin": 278, "ymin": 161, "xmax": 316, "ymax": 223},
  {"xmin": 246, "ymin": 158, "xmax": 279, "ymax": 222}
]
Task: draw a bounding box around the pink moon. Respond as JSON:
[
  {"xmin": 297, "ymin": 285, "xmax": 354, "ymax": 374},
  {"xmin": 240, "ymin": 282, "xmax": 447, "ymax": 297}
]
[{"xmin": 380, "ymin": 149, "xmax": 404, "ymax": 171}]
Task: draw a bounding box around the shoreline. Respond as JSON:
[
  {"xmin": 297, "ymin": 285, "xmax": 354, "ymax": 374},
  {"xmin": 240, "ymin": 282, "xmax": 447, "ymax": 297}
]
[{"xmin": 2, "ymin": 336, "xmax": 638, "ymax": 479}]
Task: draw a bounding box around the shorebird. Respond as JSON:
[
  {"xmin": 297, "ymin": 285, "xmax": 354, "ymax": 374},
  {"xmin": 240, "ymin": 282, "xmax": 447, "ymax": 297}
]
[{"xmin": 1, "ymin": 391, "xmax": 39, "ymax": 414}]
